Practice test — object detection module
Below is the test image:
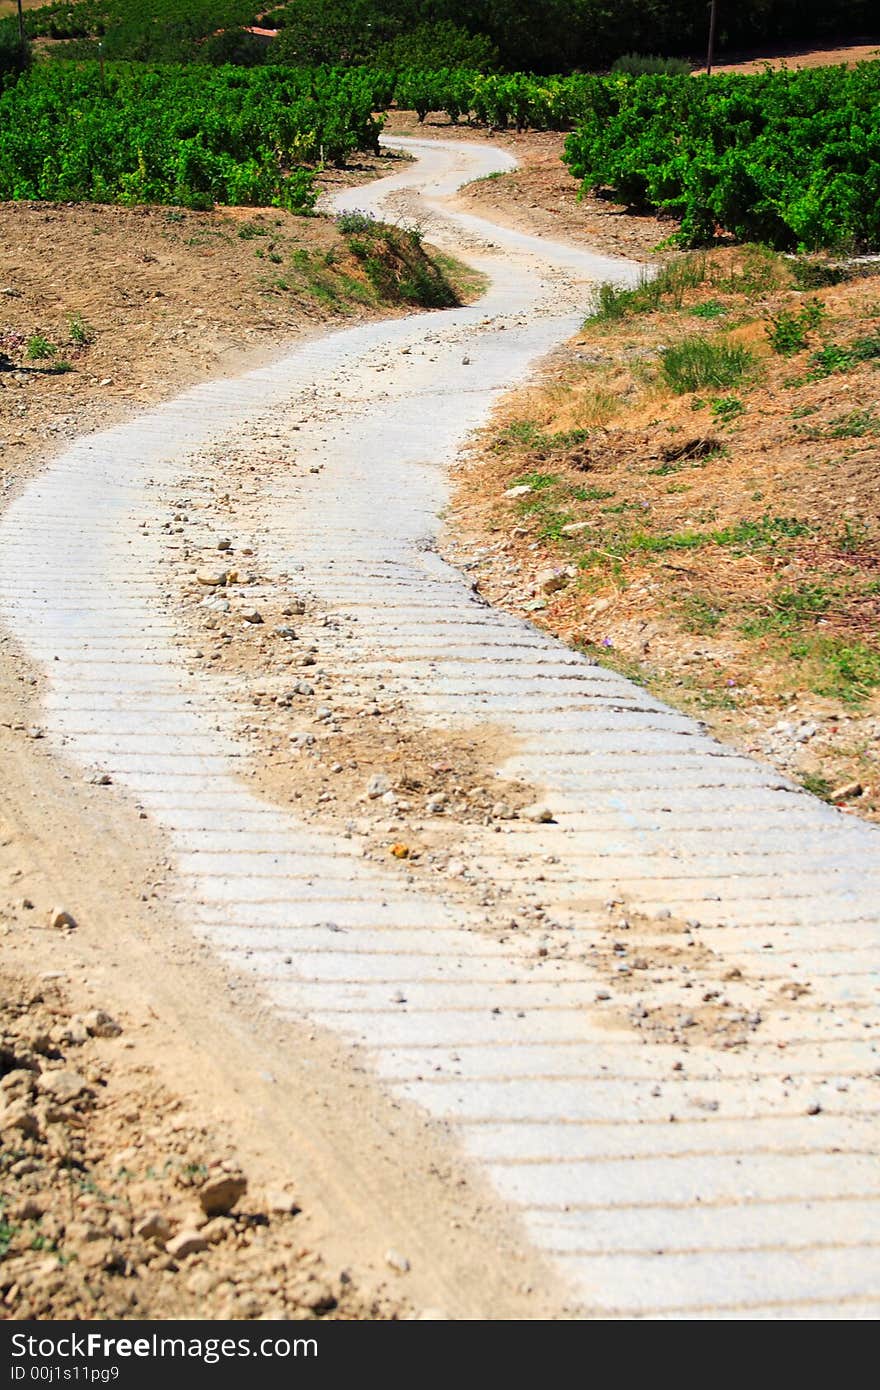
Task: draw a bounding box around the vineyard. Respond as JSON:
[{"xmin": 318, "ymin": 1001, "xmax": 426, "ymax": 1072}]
[
  {"xmin": 0, "ymin": 63, "xmax": 383, "ymax": 208},
  {"xmin": 0, "ymin": 46, "xmax": 878, "ymax": 249},
  {"xmin": 563, "ymin": 66, "xmax": 880, "ymax": 250},
  {"xmin": 393, "ymin": 64, "xmax": 880, "ymax": 250}
]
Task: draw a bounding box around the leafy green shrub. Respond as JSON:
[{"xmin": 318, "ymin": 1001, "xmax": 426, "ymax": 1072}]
[
  {"xmin": 0, "ymin": 32, "xmax": 31, "ymax": 90},
  {"xmin": 660, "ymin": 336, "xmax": 755, "ymax": 394},
  {"xmin": 807, "ymin": 333, "xmax": 880, "ymax": 379},
  {"xmin": 740, "ymin": 583, "xmax": 833, "ymax": 636},
  {"xmin": 766, "ymin": 299, "xmax": 824, "ymax": 355},
  {"xmin": 26, "ymin": 334, "xmax": 54, "ymax": 360},
  {"xmin": 710, "ymin": 395, "xmax": 745, "ymax": 422},
  {"xmin": 611, "ymin": 53, "xmax": 692, "ymax": 77},
  {"xmin": 0, "ymin": 64, "xmax": 388, "ymax": 210},
  {"xmin": 791, "ymin": 636, "xmax": 880, "ymax": 704},
  {"xmin": 376, "ymin": 22, "xmax": 499, "ymax": 73},
  {"xmin": 564, "ymin": 65, "xmax": 880, "ymax": 250},
  {"xmin": 691, "ymin": 299, "xmax": 727, "ymax": 319},
  {"xmin": 196, "ymin": 29, "xmax": 268, "ymax": 67},
  {"xmin": 823, "ymin": 408, "xmax": 880, "ymax": 438},
  {"xmin": 335, "ymin": 210, "xmax": 377, "ymax": 234},
  {"xmin": 68, "ymin": 314, "xmax": 93, "ymax": 345}
]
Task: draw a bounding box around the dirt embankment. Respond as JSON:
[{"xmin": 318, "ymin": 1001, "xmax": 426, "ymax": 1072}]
[
  {"xmin": 446, "ymin": 245, "xmax": 880, "ymax": 822},
  {"xmin": 0, "ymin": 148, "xmax": 483, "ymax": 497}
]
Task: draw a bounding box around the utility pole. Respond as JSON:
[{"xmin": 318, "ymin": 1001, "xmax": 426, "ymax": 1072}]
[
  {"xmin": 16, "ymin": 0, "xmax": 25, "ymax": 52},
  {"xmin": 706, "ymin": 0, "xmax": 718, "ymax": 76}
]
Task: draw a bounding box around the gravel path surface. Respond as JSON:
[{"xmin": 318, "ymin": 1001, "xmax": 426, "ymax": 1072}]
[{"xmin": 1, "ymin": 137, "xmax": 878, "ymax": 1319}]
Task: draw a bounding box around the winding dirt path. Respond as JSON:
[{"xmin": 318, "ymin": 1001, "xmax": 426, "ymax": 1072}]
[{"xmin": 1, "ymin": 137, "xmax": 879, "ymax": 1319}]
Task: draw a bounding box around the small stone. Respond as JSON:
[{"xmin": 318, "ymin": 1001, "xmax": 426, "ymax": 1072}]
[
  {"xmin": 134, "ymin": 1212, "xmax": 171, "ymax": 1242},
  {"xmin": 806, "ymin": 1101, "xmax": 822, "ymax": 1116},
  {"xmin": 367, "ymin": 773, "xmax": 391, "ymax": 799},
  {"xmin": 492, "ymin": 801, "xmax": 514, "ymax": 819},
  {"xmin": 266, "ymin": 1190, "xmax": 299, "ymax": 1216},
  {"xmin": 794, "ymin": 722, "xmax": 817, "ymax": 743},
  {"xmin": 166, "ymin": 1230, "xmax": 208, "ymax": 1259},
  {"xmin": 282, "ymin": 598, "xmax": 306, "ymax": 615},
  {"xmin": 49, "ymin": 908, "xmax": 76, "ymax": 930},
  {"xmin": 38, "ymin": 1070, "xmax": 89, "ymax": 1103},
  {"xmin": 390, "ymin": 843, "xmax": 410, "ymax": 859},
  {"xmin": 524, "ymin": 805, "xmax": 555, "ymax": 823},
  {"xmin": 78, "ymin": 1239, "xmax": 113, "ymax": 1271},
  {"xmin": 217, "ymin": 538, "xmax": 232, "ymax": 551},
  {"xmin": 198, "ymin": 1170, "xmax": 247, "ymax": 1217},
  {"xmin": 504, "ymin": 484, "xmax": 532, "ymax": 499},
  {"xmin": 293, "ymin": 680, "xmax": 314, "ymax": 696},
  {"xmin": 242, "ymin": 610, "xmax": 263, "ymax": 624},
  {"xmin": 196, "ymin": 569, "xmax": 228, "ymax": 587},
  {"xmin": 535, "ymin": 568, "xmax": 568, "ymax": 595},
  {"xmin": 385, "ymin": 1248, "xmax": 411, "ymax": 1273},
  {"xmin": 200, "ymin": 1216, "xmax": 235, "ymax": 1244},
  {"xmin": 831, "ymin": 781, "xmax": 862, "ymax": 801},
  {"xmin": 0, "ymin": 1098, "xmax": 38, "ymax": 1135},
  {"xmin": 426, "ymin": 794, "xmax": 447, "ymax": 814},
  {"xmin": 13, "ymin": 1194, "xmax": 49, "ymax": 1221},
  {"xmin": 561, "ymin": 521, "xmax": 591, "ymax": 535},
  {"xmin": 187, "ymin": 1269, "xmax": 220, "ymax": 1296},
  {"xmin": 82, "ymin": 1009, "xmax": 122, "ymax": 1038}
]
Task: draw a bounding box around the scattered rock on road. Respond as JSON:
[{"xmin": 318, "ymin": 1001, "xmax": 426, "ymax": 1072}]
[{"xmin": 198, "ymin": 1170, "xmax": 248, "ymax": 1217}]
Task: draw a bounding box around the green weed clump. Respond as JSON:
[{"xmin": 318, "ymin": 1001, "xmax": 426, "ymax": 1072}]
[
  {"xmin": 792, "ymin": 636, "xmax": 880, "ymax": 704},
  {"xmin": 68, "ymin": 315, "xmax": 93, "ymax": 346},
  {"xmin": 766, "ymin": 299, "xmax": 824, "ymax": 355},
  {"xmin": 660, "ymin": 336, "xmax": 755, "ymax": 394},
  {"xmin": 807, "ymin": 333, "xmax": 880, "ymax": 379},
  {"xmin": 586, "ymin": 257, "xmax": 707, "ymax": 323},
  {"xmin": 346, "ymin": 223, "xmax": 459, "ymax": 309},
  {"xmin": 611, "ymin": 53, "xmax": 693, "ymax": 77},
  {"xmin": 25, "ymin": 334, "xmax": 54, "ymax": 360}
]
